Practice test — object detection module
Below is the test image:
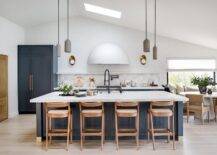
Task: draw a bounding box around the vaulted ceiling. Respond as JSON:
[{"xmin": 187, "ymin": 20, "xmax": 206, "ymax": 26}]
[{"xmin": 0, "ymin": 0, "xmax": 217, "ymax": 50}]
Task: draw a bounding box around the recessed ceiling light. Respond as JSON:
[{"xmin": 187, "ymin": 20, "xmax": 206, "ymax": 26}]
[{"xmin": 84, "ymin": 3, "xmax": 122, "ymax": 19}]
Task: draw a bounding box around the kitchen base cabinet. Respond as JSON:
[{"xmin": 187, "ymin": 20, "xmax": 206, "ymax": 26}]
[{"xmin": 18, "ymin": 45, "xmax": 57, "ymax": 114}]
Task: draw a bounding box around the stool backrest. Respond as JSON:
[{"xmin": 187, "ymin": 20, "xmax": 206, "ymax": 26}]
[
  {"xmin": 45, "ymin": 102, "xmax": 70, "ymax": 112},
  {"xmin": 79, "ymin": 102, "xmax": 103, "ymax": 111},
  {"xmin": 150, "ymin": 101, "xmax": 174, "ymax": 110},
  {"xmin": 115, "ymin": 102, "xmax": 139, "ymax": 112},
  {"xmin": 116, "ymin": 102, "xmax": 139, "ymax": 108}
]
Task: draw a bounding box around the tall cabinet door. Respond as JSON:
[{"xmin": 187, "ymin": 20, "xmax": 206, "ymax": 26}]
[
  {"xmin": 0, "ymin": 54, "xmax": 8, "ymax": 121},
  {"xmin": 31, "ymin": 46, "xmax": 52, "ymax": 99},
  {"xmin": 18, "ymin": 46, "xmax": 34, "ymax": 113}
]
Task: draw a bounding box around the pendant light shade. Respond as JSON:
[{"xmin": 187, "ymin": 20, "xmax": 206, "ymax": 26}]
[
  {"xmin": 65, "ymin": 39, "xmax": 71, "ymax": 52},
  {"xmin": 57, "ymin": 0, "xmax": 61, "ymax": 57},
  {"xmin": 153, "ymin": 0, "xmax": 157, "ymax": 60},
  {"xmin": 64, "ymin": 0, "xmax": 71, "ymax": 53},
  {"xmin": 57, "ymin": 44, "xmax": 61, "ymax": 57},
  {"xmin": 153, "ymin": 45, "xmax": 157, "ymax": 59},
  {"xmin": 143, "ymin": 0, "xmax": 150, "ymax": 52},
  {"xmin": 143, "ymin": 39, "xmax": 150, "ymax": 52}
]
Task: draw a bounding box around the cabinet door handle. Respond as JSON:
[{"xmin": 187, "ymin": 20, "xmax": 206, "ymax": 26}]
[
  {"xmin": 29, "ymin": 75, "xmax": 32, "ymax": 91},
  {"xmin": 31, "ymin": 75, "xmax": 34, "ymax": 91}
]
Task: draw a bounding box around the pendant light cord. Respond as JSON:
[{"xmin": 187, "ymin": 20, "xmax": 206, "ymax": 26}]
[
  {"xmin": 58, "ymin": 0, "xmax": 60, "ymax": 44},
  {"xmin": 67, "ymin": 0, "xmax": 69, "ymax": 39},
  {"xmin": 145, "ymin": 0, "xmax": 148, "ymax": 39},
  {"xmin": 154, "ymin": 0, "xmax": 157, "ymax": 46}
]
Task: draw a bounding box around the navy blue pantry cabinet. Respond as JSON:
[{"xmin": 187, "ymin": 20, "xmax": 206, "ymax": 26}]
[{"xmin": 18, "ymin": 45, "xmax": 58, "ymax": 114}]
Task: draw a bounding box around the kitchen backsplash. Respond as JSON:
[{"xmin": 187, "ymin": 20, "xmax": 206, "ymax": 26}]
[{"xmin": 58, "ymin": 73, "xmax": 161, "ymax": 88}]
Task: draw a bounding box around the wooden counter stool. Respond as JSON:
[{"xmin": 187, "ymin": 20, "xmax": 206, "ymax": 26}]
[
  {"xmin": 45, "ymin": 102, "xmax": 72, "ymax": 151},
  {"xmin": 115, "ymin": 102, "xmax": 139, "ymax": 150},
  {"xmin": 147, "ymin": 101, "xmax": 175, "ymax": 150},
  {"xmin": 79, "ymin": 102, "xmax": 104, "ymax": 150}
]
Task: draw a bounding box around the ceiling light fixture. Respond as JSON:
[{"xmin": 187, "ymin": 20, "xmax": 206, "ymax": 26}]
[
  {"xmin": 84, "ymin": 3, "xmax": 122, "ymax": 18},
  {"xmin": 153, "ymin": 0, "xmax": 157, "ymax": 60},
  {"xmin": 57, "ymin": 0, "xmax": 61, "ymax": 57},
  {"xmin": 64, "ymin": 0, "xmax": 71, "ymax": 53},
  {"xmin": 143, "ymin": 0, "xmax": 150, "ymax": 52}
]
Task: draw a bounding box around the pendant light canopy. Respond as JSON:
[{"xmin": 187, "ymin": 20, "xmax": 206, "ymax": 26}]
[
  {"xmin": 64, "ymin": 0, "xmax": 71, "ymax": 53},
  {"xmin": 143, "ymin": 0, "xmax": 150, "ymax": 52},
  {"xmin": 57, "ymin": 0, "xmax": 61, "ymax": 57},
  {"xmin": 153, "ymin": 0, "xmax": 157, "ymax": 60}
]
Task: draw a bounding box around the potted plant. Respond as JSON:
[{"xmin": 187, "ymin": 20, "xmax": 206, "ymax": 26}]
[
  {"xmin": 59, "ymin": 84, "xmax": 73, "ymax": 95},
  {"xmin": 191, "ymin": 76, "xmax": 213, "ymax": 94}
]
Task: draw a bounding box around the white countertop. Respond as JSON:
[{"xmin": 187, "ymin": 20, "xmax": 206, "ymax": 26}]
[
  {"xmin": 30, "ymin": 91, "xmax": 188, "ymax": 103},
  {"xmin": 71, "ymin": 86, "xmax": 164, "ymax": 90}
]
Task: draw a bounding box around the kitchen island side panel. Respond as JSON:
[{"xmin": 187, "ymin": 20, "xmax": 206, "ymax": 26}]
[{"xmin": 36, "ymin": 102, "xmax": 183, "ymax": 140}]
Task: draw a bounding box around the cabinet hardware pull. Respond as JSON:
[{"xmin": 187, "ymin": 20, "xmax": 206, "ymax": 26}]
[
  {"xmin": 29, "ymin": 75, "xmax": 32, "ymax": 91},
  {"xmin": 32, "ymin": 75, "xmax": 34, "ymax": 91}
]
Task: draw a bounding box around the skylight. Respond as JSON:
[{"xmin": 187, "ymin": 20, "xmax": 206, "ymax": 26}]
[{"xmin": 84, "ymin": 3, "xmax": 122, "ymax": 19}]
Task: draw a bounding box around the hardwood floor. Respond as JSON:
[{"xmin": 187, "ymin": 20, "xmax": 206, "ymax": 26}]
[{"xmin": 0, "ymin": 115, "xmax": 217, "ymax": 155}]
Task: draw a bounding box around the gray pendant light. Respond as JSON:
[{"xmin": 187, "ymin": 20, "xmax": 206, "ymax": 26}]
[
  {"xmin": 143, "ymin": 0, "xmax": 150, "ymax": 52},
  {"xmin": 64, "ymin": 0, "xmax": 71, "ymax": 53},
  {"xmin": 153, "ymin": 0, "xmax": 157, "ymax": 60},
  {"xmin": 57, "ymin": 0, "xmax": 61, "ymax": 57}
]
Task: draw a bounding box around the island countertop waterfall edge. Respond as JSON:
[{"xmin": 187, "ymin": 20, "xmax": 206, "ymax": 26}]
[{"xmin": 30, "ymin": 91, "xmax": 188, "ymax": 142}]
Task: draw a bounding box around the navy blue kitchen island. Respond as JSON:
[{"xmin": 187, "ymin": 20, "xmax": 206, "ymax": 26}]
[{"xmin": 31, "ymin": 90, "xmax": 187, "ymax": 142}]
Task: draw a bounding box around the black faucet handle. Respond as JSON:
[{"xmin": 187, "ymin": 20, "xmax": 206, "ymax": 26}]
[{"xmin": 111, "ymin": 74, "xmax": 119, "ymax": 80}]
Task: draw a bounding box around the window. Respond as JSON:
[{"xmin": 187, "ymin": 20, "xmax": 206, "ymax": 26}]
[
  {"xmin": 167, "ymin": 59, "xmax": 216, "ymax": 89},
  {"xmin": 168, "ymin": 59, "xmax": 216, "ymax": 70},
  {"xmin": 84, "ymin": 3, "xmax": 122, "ymax": 18}
]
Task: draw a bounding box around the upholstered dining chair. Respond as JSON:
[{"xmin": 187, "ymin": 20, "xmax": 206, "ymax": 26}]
[{"xmin": 186, "ymin": 94, "xmax": 210, "ymax": 124}]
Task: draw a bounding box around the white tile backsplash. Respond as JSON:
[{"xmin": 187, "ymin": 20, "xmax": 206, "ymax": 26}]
[{"xmin": 58, "ymin": 73, "xmax": 161, "ymax": 87}]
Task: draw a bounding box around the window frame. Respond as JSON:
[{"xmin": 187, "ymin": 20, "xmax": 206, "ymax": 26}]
[{"xmin": 166, "ymin": 58, "xmax": 216, "ymax": 85}]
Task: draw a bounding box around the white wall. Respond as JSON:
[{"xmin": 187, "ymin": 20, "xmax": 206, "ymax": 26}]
[
  {"xmin": 0, "ymin": 16, "xmax": 25, "ymax": 118},
  {"xmin": 25, "ymin": 16, "xmax": 217, "ymax": 85}
]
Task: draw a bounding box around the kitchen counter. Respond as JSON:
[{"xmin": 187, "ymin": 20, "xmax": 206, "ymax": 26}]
[
  {"xmin": 31, "ymin": 91, "xmax": 188, "ymax": 142},
  {"xmin": 71, "ymin": 86, "xmax": 164, "ymax": 91},
  {"xmin": 31, "ymin": 91, "xmax": 187, "ymax": 103}
]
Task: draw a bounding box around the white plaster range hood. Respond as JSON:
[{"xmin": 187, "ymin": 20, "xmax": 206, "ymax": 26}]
[{"xmin": 88, "ymin": 43, "xmax": 129, "ymax": 65}]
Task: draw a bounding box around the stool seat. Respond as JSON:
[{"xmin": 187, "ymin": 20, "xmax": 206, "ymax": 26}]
[
  {"xmin": 79, "ymin": 102, "xmax": 104, "ymax": 150},
  {"xmin": 116, "ymin": 109, "xmax": 138, "ymax": 117},
  {"xmin": 151, "ymin": 109, "xmax": 173, "ymax": 117},
  {"xmin": 115, "ymin": 102, "xmax": 139, "ymax": 150},
  {"xmin": 81, "ymin": 109, "xmax": 103, "ymax": 117},
  {"xmin": 48, "ymin": 110, "xmax": 69, "ymax": 118},
  {"xmin": 148, "ymin": 101, "xmax": 175, "ymax": 150},
  {"xmin": 45, "ymin": 102, "xmax": 72, "ymax": 151}
]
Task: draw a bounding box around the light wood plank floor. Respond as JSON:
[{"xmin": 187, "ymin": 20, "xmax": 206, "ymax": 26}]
[{"xmin": 0, "ymin": 115, "xmax": 217, "ymax": 155}]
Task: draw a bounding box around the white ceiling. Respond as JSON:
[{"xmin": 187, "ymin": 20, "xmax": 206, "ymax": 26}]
[{"xmin": 0, "ymin": 0, "xmax": 217, "ymax": 50}]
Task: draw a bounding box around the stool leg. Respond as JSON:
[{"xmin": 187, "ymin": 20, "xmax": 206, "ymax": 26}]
[
  {"xmin": 70, "ymin": 114, "xmax": 73, "ymax": 143},
  {"xmin": 101, "ymin": 114, "xmax": 104, "ymax": 150},
  {"xmin": 172, "ymin": 114, "xmax": 175, "ymax": 150},
  {"xmin": 167, "ymin": 116, "xmax": 170, "ymax": 143},
  {"xmin": 46, "ymin": 115, "xmax": 48, "ymax": 151},
  {"xmin": 147, "ymin": 111, "xmax": 150, "ymax": 142},
  {"xmin": 66, "ymin": 115, "xmax": 70, "ymax": 151},
  {"xmin": 49, "ymin": 117, "xmax": 52, "ymax": 144},
  {"xmin": 215, "ymin": 109, "xmax": 217, "ymax": 122},
  {"xmin": 136, "ymin": 115, "xmax": 139, "ymax": 150},
  {"xmin": 115, "ymin": 113, "xmax": 119, "ymax": 150},
  {"xmin": 80, "ymin": 114, "xmax": 83, "ymax": 151},
  {"xmin": 201, "ymin": 113, "xmax": 204, "ymax": 125},
  {"xmin": 150, "ymin": 113, "xmax": 155, "ymax": 150}
]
